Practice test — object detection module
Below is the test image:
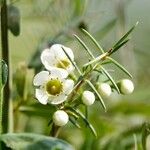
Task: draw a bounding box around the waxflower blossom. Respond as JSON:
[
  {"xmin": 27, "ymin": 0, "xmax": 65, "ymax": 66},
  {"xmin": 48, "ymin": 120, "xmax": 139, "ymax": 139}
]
[
  {"xmin": 53, "ymin": 110, "xmax": 69, "ymax": 126},
  {"xmin": 119, "ymin": 79, "xmax": 134, "ymax": 95},
  {"xmin": 41, "ymin": 44, "xmax": 74, "ymax": 75},
  {"xmin": 98, "ymin": 83, "xmax": 112, "ymax": 97},
  {"xmin": 33, "ymin": 69, "xmax": 74, "ymax": 105},
  {"xmin": 82, "ymin": 91, "xmax": 95, "ymax": 106}
]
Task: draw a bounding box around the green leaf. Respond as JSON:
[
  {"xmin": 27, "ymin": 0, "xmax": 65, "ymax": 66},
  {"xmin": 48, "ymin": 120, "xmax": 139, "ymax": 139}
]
[
  {"xmin": 107, "ymin": 57, "xmax": 132, "ymax": 78},
  {"xmin": 61, "ymin": 47, "xmax": 82, "ymax": 75},
  {"xmin": 142, "ymin": 123, "xmax": 150, "ymax": 150},
  {"xmin": 69, "ymin": 118, "xmax": 81, "ymax": 129},
  {"xmin": 83, "ymin": 53, "xmax": 108, "ymax": 67},
  {"xmin": 113, "ymin": 22, "xmax": 138, "ymax": 49},
  {"xmin": 73, "ymin": 34, "xmax": 95, "ymax": 59},
  {"xmin": 81, "ymin": 29, "xmax": 104, "ymax": 53},
  {"xmin": 109, "ymin": 38, "xmax": 130, "ymax": 55},
  {"xmin": 100, "ymin": 66, "xmax": 120, "ymax": 94},
  {"xmin": 7, "ymin": 5, "xmax": 20, "ymax": 36},
  {"xmin": 68, "ymin": 107, "xmax": 97, "ymax": 137},
  {"xmin": 19, "ymin": 103, "xmax": 56, "ymax": 118},
  {"xmin": 86, "ymin": 80, "xmax": 106, "ymax": 111},
  {"xmin": 0, "ymin": 133, "xmax": 74, "ymax": 150}
]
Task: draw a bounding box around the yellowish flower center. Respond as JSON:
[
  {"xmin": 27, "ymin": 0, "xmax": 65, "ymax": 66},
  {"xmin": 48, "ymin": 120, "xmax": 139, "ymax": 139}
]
[
  {"xmin": 56, "ymin": 59, "xmax": 70, "ymax": 69},
  {"xmin": 46, "ymin": 79, "xmax": 63, "ymax": 96}
]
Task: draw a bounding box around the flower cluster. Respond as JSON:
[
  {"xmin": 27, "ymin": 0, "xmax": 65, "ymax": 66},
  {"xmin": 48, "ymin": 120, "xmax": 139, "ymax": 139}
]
[
  {"xmin": 33, "ymin": 25, "xmax": 136, "ymax": 133},
  {"xmin": 33, "ymin": 44, "xmax": 75, "ymax": 126}
]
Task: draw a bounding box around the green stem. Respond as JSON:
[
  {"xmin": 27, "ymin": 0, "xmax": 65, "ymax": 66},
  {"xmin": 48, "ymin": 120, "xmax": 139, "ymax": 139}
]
[
  {"xmin": 50, "ymin": 124, "xmax": 60, "ymax": 137},
  {"xmin": 1, "ymin": 0, "xmax": 10, "ymax": 133}
]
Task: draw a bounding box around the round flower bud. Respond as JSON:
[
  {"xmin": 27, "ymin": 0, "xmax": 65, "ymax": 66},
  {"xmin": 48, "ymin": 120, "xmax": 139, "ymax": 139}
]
[
  {"xmin": 82, "ymin": 91, "xmax": 95, "ymax": 106},
  {"xmin": 98, "ymin": 83, "xmax": 112, "ymax": 97},
  {"xmin": 53, "ymin": 110, "xmax": 69, "ymax": 126},
  {"xmin": 119, "ymin": 79, "xmax": 134, "ymax": 95}
]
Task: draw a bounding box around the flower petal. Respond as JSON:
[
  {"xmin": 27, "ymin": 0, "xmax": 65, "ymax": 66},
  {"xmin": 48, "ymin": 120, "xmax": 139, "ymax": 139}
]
[
  {"xmin": 50, "ymin": 68, "xmax": 68, "ymax": 79},
  {"xmin": 50, "ymin": 94, "xmax": 67, "ymax": 105},
  {"xmin": 41, "ymin": 48, "xmax": 57, "ymax": 71},
  {"xmin": 51, "ymin": 44, "xmax": 74, "ymax": 61},
  {"xmin": 62, "ymin": 45, "xmax": 74, "ymax": 61},
  {"xmin": 35, "ymin": 89, "xmax": 48, "ymax": 105},
  {"xmin": 63, "ymin": 79, "xmax": 74, "ymax": 95},
  {"xmin": 33, "ymin": 71, "xmax": 49, "ymax": 86}
]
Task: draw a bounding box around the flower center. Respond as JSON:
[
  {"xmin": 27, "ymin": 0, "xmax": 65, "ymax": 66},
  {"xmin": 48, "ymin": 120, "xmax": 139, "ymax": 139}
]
[
  {"xmin": 56, "ymin": 59, "xmax": 70, "ymax": 69},
  {"xmin": 46, "ymin": 79, "xmax": 63, "ymax": 96}
]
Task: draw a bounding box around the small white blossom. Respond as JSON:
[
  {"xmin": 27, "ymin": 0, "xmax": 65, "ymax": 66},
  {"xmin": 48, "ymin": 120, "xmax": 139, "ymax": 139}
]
[
  {"xmin": 41, "ymin": 44, "xmax": 74, "ymax": 74},
  {"xmin": 53, "ymin": 110, "xmax": 69, "ymax": 126},
  {"xmin": 33, "ymin": 69, "xmax": 74, "ymax": 105},
  {"xmin": 98, "ymin": 83, "xmax": 112, "ymax": 97},
  {"xmin": 119, "ymin": 79, "xmax": 134, "ymax": 95},
  {"xmin": 82, "ymin": 91, "xmax": 95, "ymax": 106}
]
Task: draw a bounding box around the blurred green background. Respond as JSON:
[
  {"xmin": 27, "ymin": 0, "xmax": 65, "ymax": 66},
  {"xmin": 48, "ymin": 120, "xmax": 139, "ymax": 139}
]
[{"xmin": 1, "ymin": 0, "xmax": 150, "ymax": 149}]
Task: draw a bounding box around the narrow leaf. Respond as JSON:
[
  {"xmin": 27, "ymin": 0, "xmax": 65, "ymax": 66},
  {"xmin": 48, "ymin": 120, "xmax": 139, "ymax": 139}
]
[
  {"xmin": 81, "ymin": 28, "xmax": 104, "ymax": 53},
  {"xmin": 69, "ymin": 118, "xmax": 81, "ymax": 129},
  {"xmin": 68, "ymin": 107, "xmax": 97, "ymax": 137},
  {"xmin": 83, "ymin": 52, "xmax": 108, "ymax": 67},
  {"xmin": 113, "ymin": 22, "xmax": 138, "ymax": 48},
  {"xmin": 86, "ymin": 80, "xmax": 106, "ymax": 111},
  {"xmin": 61, "ymin": 47, "xmax": 82, "ymax": 75},
  {"xmin": 100, "ymin": 66, "xmax": 120, "ymax": 94},
  {"xmin": 109, "ymin": 38, "xmax": 130, "ymax": 55},
  {"xmin": 133, "ymin": 134, "xmax": 138, "ymax": 150},
  {"xmin": 108, "ymin": 57, "xmax": 132, "ymax": 78},
  {"xmin": 74, "ymin": 34, "xmax": 95, "ymax": 59}
]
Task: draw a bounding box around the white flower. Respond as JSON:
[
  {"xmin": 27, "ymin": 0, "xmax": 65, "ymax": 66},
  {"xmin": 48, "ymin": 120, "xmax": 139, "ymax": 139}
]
[
  {"xmin": 82, "ymin": 91, "xmax": 95, "ymax": 106},
  {"xmin": 98, "ymin": 83, "xmax": 112, "ymax": 97},
  {"xmin": 41, "ymin": 44, "xmax": 74, "ymax": 74},
  {"xmin": 33, "ymin": 69, "xmax": 74, "ymax": 105},
  {"xmin": 53, "ymin": 110, "xmax": 69, "ymax": 126},
  {"xmin": 119, "ymin": 79, "xmax": 134, "ymax": 95}
]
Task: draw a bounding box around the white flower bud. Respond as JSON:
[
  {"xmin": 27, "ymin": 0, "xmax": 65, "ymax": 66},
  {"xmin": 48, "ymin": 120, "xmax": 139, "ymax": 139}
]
[
  {"xmin": 119, "ymin": 79, "xmax": 134, "ymax": 95},
  {"xmin": 82, "ymin": 91, "xmax": 95, "ymax": 106},
  {"xmin": 53, "ymin": 110, "xmax": 69, "ymax": 126},
  {"xmin": 98, "ymin": 83, "xmax": 112, "ymax": 97}
]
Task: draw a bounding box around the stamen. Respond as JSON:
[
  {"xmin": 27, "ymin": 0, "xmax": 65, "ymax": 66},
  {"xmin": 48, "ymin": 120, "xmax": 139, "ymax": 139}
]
[
  {"xmin": 56, "ymin": 59, "xmax": 70, "ymax": 69},
  {"xmin": 46, "ymin": 79, "xmax": 63, "ymax": 96}
]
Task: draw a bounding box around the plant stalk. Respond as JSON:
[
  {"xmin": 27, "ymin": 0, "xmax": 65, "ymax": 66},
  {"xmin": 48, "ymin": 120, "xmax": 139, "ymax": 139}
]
[{"xmin": 1, "ymin": 0, "xmax": 10, "ymax": 133}]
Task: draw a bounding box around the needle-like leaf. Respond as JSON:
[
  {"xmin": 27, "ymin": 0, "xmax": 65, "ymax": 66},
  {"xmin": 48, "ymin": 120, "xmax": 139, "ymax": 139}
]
[
  {"xmin": 100, "ymin": 66, "xmax": 120, "ymax": 94},
  {"xmin": 113, "ymin": 22, "xmax": 138, "ymax": 48},
  {"xmin": 69, "ymin": 118, "xmax": 81, "ymax": 129},
  {"xmin": 83, "ymin": 52, "xmax": 108, "ymax": 67},
  {"xmin": 61, "ymin": 47, "xmax": 82, "ymax": 75},
  {"xmin": 107, "ymin": 57, "xmax": 132, "ymax": 78},
  {"xmin": 73, "ymin": 34, "xmax": 95, "ymax": 59},
  {"xmin": 69, "ymin": 107, "xmax": 97, "ymax": 137},
  {"xmin": 81, "ymin": 28, "xmax": 104, "ymax": 53},
  {"xmin": 86, "ymin": 80, "xmax": 107, "ymax": 111}
]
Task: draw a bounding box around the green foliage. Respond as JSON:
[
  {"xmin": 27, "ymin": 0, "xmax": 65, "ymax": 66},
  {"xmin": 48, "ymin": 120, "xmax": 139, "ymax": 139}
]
[
  {"xmin": 86, "ymin": 80, "xmax": 106, "ymax": 111},
  {"xmin": 0, "ymin": 133, "xmax": 74, "ymax": 150},
  {"xmin": 0, "ymin": 61, "xmax": 8, "ymax": 134},
  {"xmin": 7, "ymin": 5, "xmax": 20, "ymax": 36},
  {"xmin": 19, "ymin": 103, "xmax": 56, "ymax": 118}
]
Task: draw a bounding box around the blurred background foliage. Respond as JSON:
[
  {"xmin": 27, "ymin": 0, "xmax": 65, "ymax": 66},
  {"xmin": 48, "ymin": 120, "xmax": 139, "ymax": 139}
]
[{"xmin": 1, "ymin": 0, "xmax": 150, "ymax": 149}]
